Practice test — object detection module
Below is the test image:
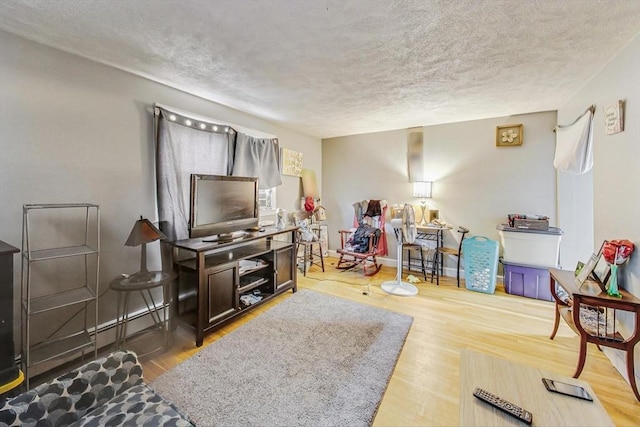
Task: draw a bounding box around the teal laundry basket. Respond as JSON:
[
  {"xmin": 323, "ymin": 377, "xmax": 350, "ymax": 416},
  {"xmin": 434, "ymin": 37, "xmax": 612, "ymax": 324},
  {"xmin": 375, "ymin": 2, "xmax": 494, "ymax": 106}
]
[{"xmin": 463, "ymin": 236, "xmax": 499, "ymax": 294}]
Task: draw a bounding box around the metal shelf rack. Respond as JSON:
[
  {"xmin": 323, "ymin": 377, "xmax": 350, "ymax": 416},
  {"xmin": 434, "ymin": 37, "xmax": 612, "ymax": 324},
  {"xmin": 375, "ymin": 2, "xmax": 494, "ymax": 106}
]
[{"xmin": 21, "ymin": 203, "xmax": 100, "ymax": 387}]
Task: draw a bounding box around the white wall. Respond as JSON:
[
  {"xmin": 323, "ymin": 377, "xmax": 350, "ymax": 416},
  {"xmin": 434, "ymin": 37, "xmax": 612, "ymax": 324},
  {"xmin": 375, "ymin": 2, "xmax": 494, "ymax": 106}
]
[
  {"xmin": 557, "ymin": 33, "xmax": 639, "ymax": 385},
  {"xmin": 322, "ymin": 111, "xmax": 558, "ymax": 271},
  {"xmin": 322, "ymin": 129, "xmax": 407, "ymax": 255},
  {"xmin": 0, "ymin": 31, "xmax": 321, "ymax": 351}
]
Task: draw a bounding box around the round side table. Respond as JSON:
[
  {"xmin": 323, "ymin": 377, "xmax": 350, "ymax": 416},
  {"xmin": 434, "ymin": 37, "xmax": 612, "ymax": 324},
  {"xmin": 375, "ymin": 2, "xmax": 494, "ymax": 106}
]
[{"xmin": 109, "ymin": 271, "xmax": 175, "ymax": 355}]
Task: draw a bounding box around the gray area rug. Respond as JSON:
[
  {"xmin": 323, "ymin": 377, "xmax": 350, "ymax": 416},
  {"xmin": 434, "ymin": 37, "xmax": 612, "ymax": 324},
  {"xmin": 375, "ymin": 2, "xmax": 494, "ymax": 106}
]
[{"xmin": 151, "ymin": 289, "xmax": 413, "ymax": 426}]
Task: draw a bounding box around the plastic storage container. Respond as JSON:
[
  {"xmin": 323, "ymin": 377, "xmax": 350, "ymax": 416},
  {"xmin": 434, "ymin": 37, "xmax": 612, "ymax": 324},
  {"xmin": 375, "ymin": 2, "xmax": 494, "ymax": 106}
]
[
  {"xmin": 497, "ymin": 224, "xmax": 563, "ymax": 268},
  {"xmin": 463, "ymin": 236, "xmax": 499, "ymax": 294},
  {"xmin": 502, "ymin": 260, "xmax": 553, "ymax": 301}
]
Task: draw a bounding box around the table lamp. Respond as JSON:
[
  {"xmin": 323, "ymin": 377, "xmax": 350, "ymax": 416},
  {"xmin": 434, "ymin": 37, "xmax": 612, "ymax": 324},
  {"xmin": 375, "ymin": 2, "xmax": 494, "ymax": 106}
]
[
  {"xmin": 412, "ymin": 181, "xmax": 432, "ymax": 226},
  {"xmin": 125, "ymin": 216, "xmax": 167, "ymax": 283}
]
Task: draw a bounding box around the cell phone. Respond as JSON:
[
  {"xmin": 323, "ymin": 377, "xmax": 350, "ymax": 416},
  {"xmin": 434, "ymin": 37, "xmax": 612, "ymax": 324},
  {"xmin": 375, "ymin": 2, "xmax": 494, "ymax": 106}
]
[{"xmin": 542, "ymin": 378, "xmax": 593, "ymax": 401}]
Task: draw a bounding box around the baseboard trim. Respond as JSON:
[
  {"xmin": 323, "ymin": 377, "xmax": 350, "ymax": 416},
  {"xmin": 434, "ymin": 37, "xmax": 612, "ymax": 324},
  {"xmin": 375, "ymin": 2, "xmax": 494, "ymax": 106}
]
[{"xmin": 326, "ymin": 250, "xmax": 505, "ymax": 283}]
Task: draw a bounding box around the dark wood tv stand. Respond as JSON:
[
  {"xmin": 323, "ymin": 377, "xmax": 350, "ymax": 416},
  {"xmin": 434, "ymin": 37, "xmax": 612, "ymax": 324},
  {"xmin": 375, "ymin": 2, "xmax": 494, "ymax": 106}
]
[{"xmin": 170, "ymin": 226, "xmax": 298, "ymax": 346}]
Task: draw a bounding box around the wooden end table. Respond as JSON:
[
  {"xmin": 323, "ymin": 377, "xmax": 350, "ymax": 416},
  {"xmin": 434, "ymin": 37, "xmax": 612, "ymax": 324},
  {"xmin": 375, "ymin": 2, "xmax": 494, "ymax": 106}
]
[{"xmin": 549, "ymin": 268, "xmax": 640, "ymax": 401}]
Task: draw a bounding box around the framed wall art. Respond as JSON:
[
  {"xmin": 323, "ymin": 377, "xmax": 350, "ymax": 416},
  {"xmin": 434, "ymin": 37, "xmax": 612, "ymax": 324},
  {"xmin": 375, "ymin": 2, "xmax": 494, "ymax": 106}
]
[
  {"xmin": 496, "ymin": 124, "xmax": 523, "ymax": 147},
  {"xmin": 280, "ymin": 148, "xmax": 303, "ymax": 177},
  {"xmin": 575, "ymin": 251, "xmax": 600, "ymax": 288},
  {"xmin": 604, "ymin": 100, "xmax": 624, "ymax": 135},
  {"xmin": 591, "ymin": 241, "xmax": 611, "ymax": 290}
]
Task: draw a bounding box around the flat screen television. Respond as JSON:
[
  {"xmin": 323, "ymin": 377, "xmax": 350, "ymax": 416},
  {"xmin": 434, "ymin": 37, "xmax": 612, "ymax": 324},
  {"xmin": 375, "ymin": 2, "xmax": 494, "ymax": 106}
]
[{"xmin": 189, "ymin": 174, "xmax": 259, "ymax": 239}]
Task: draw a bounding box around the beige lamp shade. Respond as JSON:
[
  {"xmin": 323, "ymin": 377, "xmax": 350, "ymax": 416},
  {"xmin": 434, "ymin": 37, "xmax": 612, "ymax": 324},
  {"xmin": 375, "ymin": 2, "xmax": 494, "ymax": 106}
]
[{"xmin": 412, "ymin": 181, "xmax": 433, "ymax": 198}]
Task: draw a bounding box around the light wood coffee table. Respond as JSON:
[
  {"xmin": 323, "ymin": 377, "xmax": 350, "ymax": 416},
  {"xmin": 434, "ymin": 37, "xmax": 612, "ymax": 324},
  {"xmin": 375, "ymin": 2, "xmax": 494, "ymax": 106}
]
[{"xmin": 460, "ymin": 349, "xmax": 613, "ymax": 426}]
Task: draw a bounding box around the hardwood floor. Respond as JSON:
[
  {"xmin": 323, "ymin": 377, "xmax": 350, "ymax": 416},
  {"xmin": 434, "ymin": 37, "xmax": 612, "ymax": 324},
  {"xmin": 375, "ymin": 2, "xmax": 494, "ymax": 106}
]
[{"xmin": 139, "ymin": 258, "xmax": 640, "ymax": 426}]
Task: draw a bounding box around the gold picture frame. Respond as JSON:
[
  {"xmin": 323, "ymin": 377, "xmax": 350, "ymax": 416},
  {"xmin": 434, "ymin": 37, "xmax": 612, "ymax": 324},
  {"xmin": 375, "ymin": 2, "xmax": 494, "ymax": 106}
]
[{"xmin": 496, "ymin": 124, "xmax": 523, "ymax": 147}]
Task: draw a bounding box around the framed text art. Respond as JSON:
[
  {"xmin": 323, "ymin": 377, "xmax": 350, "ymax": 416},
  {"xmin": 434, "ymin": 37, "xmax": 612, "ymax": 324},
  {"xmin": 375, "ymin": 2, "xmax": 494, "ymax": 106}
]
[
  {"xmin": 604, "ymin": 100, "xmax": 624, "ymax": 135},
  {"xmin": 496, "ymin": 124, "xmax": 523, "ymax": 147},
  {"xmin": 280, "ymin": 148, "xmax": 303, "ymax": 176}
]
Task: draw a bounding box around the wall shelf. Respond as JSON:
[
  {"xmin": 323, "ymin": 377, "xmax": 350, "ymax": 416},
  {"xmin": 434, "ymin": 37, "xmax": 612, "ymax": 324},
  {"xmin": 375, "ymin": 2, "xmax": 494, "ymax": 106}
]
[
  {"xmin": 26, "ymin": 245, "xmax": 98, "ymax": 261},
  {"xmin": 26, "ymin": 287, "xmax": 96, "ymax": 315}
]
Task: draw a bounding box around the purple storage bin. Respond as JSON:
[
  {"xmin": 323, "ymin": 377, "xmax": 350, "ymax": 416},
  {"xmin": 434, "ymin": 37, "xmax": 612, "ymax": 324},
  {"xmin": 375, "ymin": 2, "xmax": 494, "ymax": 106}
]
[{"xmin": 502, "ymin": 260, "xmax": 553, "ymax": 302}]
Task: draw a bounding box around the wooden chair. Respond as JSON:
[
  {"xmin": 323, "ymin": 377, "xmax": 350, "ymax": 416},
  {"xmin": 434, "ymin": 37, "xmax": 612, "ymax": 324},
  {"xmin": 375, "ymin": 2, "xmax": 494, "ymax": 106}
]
[
  {"xmin": 434, "ymin": 226, "xmax": 469, "ymax": 287},
  {"xmin": 388, "ymin": 204, "xmax": 434, "ymax": 280},
  {"xmin": 336, "ymin": 226, "xmax": 383, "ymax": 276},
  {"xmin": 291, "ymin": 211, "xmax": 324, "ymax": 276},
  {"xmin": 403, "ymin": 241, "xmax": 435, "ymax": 280},
  {"xmin": 336, "ymin": 200, "xmax": 388, "ymax": 276}
]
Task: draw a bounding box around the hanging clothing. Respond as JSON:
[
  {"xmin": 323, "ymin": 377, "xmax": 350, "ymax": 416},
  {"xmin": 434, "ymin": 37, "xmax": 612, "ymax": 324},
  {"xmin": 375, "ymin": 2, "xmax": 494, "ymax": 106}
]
[
  {"xmin": 364, "ymin": 199, "xmax": 382, "ymax": 218},
  {"xmin": 351, "ymin": 199, "xmax": 388, "ymax": 256},
  {"xmin": 553, "ymin": 107, "xmax": 594, "ymax": 174},
  {"xmin": 348, "ymin": 224, "xmax": 382, "ymax": 253},
  {"xmin": 353, "ymin": 200, "xmax": 368, "ymax": 226}
]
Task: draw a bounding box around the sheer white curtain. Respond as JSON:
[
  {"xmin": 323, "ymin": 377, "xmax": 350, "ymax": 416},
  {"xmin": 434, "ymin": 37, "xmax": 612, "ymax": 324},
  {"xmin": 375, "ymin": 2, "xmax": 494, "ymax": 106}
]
[
  {"xmin": 155, "ymin": 107, "xmax": 233, "ymax": 241},
  {"xmin": 554, "ymin": 106, "xmax": 595, "ymax": 174}
]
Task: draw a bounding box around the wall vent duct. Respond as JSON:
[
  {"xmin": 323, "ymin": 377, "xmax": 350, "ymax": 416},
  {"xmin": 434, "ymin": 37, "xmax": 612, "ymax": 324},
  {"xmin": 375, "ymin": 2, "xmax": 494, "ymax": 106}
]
[{"xmin": 407, "ymin": 127, "xmax": 425, "ymax": 182}]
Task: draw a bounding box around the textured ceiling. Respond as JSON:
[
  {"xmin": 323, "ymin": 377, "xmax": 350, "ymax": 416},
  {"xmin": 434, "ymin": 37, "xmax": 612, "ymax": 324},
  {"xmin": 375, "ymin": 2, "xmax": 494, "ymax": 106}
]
[{"xmin": 1, "ymin": 0, "xmax": 639, "ymax": 138}]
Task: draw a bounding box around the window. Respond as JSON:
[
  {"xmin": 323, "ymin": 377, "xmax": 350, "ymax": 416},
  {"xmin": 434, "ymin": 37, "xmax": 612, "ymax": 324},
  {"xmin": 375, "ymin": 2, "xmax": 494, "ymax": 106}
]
[
  {"xmin": 258, "ymin": 187, "xmax": 277, "ymax": 226},
  {"xmin": 258, "ymin": 187, "xmax": 277, "ymax": 214}
]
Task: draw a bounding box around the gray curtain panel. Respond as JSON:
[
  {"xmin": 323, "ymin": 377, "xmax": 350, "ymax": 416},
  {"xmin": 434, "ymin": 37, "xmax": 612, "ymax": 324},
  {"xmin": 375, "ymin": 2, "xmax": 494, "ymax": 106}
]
[
  {"xmin": 231, "ymin": 132, "xmax": 282, "ymax": 189},
  {"xmin": 156, "ymin": 109, "xmax": 232, "ymax": 241}
]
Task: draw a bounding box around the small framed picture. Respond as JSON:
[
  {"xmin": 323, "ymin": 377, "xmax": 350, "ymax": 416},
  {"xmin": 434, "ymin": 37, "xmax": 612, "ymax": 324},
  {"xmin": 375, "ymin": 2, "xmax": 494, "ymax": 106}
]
[
  {"xmin": 280, "ymin": 147, "xmax": 303, "ymax": 176},
  {"xmin": 592, "ymin": 256, "xmax": 611, "ymax": 291},
  {"xmin": 604, "ymin": 100, "xmax": 624, "ymax": 135},
  {"xmin": 575, "ymin": 252, "xmax": 600, "ymax": 288},
  {"xmin": 591, "ymin": 241, "xmax": 611, "ymax": 290},
  {"xmin": 428, "ymin": 210, "xmax": 439, "ymax": 222},
  {"xmin": 496, "ymin": 124, "xmax": 523, "ymax": 147}
]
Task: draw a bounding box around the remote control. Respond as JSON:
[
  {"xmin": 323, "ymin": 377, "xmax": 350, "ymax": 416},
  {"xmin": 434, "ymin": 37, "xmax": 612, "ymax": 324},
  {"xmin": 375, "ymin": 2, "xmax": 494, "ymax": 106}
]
[{"xmin": 473, "ymin": 387, "xmax": 533, "ymax": 425}]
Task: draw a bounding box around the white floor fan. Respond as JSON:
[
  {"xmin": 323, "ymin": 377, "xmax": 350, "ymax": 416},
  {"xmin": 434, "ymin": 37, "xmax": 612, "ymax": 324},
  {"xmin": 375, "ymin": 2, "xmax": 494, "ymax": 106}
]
[{"xmin": 381, "ymin": 204, "xmax": 419, "ymax": 296}]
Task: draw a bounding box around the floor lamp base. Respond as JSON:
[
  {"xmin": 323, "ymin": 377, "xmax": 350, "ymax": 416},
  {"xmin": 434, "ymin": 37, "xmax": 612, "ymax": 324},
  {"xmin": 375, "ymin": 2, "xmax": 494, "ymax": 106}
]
[{"xmin": 381, "ymin": 280, "xmax": 419, "ymax": 297}]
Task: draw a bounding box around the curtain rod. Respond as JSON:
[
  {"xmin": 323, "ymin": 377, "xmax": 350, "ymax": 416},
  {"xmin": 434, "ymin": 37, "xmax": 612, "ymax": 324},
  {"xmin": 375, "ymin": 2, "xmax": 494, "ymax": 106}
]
[
  {"xmin": 154, "ymin": 103, "xmax": 237, "ymax": 135},
  {"xmin": 154, "ymin": 103, "xmax": 278, "ymax": 139},
  {"xmin": 553, "ymin": 104, "xmax": 596, "ymax": 133}
]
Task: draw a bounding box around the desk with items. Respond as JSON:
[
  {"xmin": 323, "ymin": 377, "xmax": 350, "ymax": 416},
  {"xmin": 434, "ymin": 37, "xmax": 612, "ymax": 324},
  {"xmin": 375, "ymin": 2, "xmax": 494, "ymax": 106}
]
[{"xmin": 415, "ymin": 224, "xmax": 452, "ymax": 277}]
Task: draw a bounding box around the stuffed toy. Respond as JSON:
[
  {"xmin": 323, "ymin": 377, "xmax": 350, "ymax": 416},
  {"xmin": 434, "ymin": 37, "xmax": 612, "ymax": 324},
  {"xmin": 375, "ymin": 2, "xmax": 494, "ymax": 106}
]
[
  {"xmin": 299, "ymin": 219, "xmax": 317, "ymax": 242},
  {"xmin": 406, "ymin": 274, "xmax": 420, "ymax": 284}
]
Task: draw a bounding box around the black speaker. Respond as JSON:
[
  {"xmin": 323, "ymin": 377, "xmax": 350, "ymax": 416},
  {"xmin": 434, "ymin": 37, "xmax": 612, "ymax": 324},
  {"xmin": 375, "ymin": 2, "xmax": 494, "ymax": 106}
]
[{"xmin": 0, "ymin": 241, "xmax": 19, "ymax": 385}]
